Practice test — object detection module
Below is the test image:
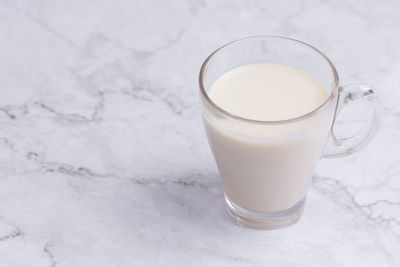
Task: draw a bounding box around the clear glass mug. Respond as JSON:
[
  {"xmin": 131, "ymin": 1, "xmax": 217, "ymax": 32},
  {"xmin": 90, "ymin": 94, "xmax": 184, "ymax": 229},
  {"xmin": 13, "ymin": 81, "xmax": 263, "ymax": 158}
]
[{"xmin": 199, "ymin": 36, "xmax": 379, "ymax": 229}]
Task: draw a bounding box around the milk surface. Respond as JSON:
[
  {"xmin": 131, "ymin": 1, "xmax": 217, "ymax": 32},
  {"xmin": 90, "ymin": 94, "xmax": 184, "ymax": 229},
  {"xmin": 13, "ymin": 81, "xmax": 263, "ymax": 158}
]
[
  {"xmin": 208, "ymin": 63, "xmax": 328, "ymax": 121},
  {"xmin": 205, "ymin": 63, "xmax": 332, "ymax": 212}
]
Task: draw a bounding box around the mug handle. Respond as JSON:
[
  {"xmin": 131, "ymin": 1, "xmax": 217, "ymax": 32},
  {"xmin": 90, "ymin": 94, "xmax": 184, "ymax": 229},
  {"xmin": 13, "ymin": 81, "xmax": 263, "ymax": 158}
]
[{"xmin": 323, "ymin": 84, "xmax": 380, "ymax": 158}]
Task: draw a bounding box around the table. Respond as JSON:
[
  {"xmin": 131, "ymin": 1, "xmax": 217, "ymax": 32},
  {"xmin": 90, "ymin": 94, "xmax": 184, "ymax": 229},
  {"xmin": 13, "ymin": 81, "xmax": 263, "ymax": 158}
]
[{"xmin": 0, "ymin": 0, "xmax": 399, "ymax": 266}]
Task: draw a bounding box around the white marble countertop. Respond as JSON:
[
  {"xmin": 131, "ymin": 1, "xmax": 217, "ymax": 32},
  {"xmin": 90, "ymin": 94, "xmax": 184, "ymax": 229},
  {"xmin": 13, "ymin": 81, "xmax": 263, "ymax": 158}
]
[{"xmin": 0, "ymin": 0, "xmax": 399, "ymax": 266}]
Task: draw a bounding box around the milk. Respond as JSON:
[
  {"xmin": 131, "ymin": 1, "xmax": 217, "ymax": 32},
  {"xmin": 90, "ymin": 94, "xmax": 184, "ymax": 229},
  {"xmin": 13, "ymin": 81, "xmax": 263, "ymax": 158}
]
[
  {"xmin": 204, "ymin": 63, "xmax": 334, "ymax": 212},
  {"xmin": 208, "ymin": 63, "xmax": 328, "ymax": 121}
]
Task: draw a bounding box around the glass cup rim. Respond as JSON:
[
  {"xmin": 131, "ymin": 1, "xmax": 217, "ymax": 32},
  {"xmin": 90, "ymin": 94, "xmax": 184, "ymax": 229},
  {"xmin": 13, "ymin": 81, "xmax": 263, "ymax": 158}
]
[{"xmin": 199, "ymin": 35, "xmax": 340, "ymax": 125}]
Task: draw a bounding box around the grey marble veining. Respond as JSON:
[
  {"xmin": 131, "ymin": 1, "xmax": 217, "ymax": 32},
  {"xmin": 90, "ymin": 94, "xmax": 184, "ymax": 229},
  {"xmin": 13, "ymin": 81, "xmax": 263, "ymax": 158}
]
[{"xmin": 0, "ymin": 0, "xmax": 399, "ymax": 266}]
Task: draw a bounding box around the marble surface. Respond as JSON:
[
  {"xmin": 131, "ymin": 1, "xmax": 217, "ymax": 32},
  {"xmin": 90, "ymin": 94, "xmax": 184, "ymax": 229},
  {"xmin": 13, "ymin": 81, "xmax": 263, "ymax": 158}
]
[{"xmin": 0, "ymin": 0, "xmax": 399, "ymax": 266}]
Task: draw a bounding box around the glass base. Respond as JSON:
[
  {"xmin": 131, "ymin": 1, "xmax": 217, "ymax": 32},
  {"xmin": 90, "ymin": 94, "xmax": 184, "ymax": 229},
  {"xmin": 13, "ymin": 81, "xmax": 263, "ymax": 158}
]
[{"xmin": 225, "ymin": 194, "xmax": 305, "ymax": 230}]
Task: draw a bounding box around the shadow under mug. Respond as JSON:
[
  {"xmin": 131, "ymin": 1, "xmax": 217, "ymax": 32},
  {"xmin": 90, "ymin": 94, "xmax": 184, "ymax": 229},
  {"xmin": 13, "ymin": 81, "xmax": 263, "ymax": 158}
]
[{"xmin": 199, "ymin": 36, "xmax": 379, "ymax": 230}]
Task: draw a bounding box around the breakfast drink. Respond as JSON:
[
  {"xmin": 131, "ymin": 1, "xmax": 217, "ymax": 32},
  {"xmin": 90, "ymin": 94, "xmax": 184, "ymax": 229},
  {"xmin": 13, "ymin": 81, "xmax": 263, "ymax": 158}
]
[
  {"xmin": 201, "ymin": 36, "xmax": 378, "ymax": 229},
  {"xmin": 203, "ymin": 63, "xmax": 334, "ymax": 212}
]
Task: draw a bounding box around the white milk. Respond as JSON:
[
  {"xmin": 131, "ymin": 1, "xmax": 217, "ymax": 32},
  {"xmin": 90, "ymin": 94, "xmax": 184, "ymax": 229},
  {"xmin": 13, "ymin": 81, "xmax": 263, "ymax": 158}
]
[{"xmin": 204, "ymin": 63, "xmax": 334, "ymax": 212}]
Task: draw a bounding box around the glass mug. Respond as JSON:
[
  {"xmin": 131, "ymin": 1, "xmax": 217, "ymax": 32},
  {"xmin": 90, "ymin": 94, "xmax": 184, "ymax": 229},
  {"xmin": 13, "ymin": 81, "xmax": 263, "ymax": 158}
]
[{"xmin": 199, "ymin": 36, "xmax": 379, "ymax": 229}]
